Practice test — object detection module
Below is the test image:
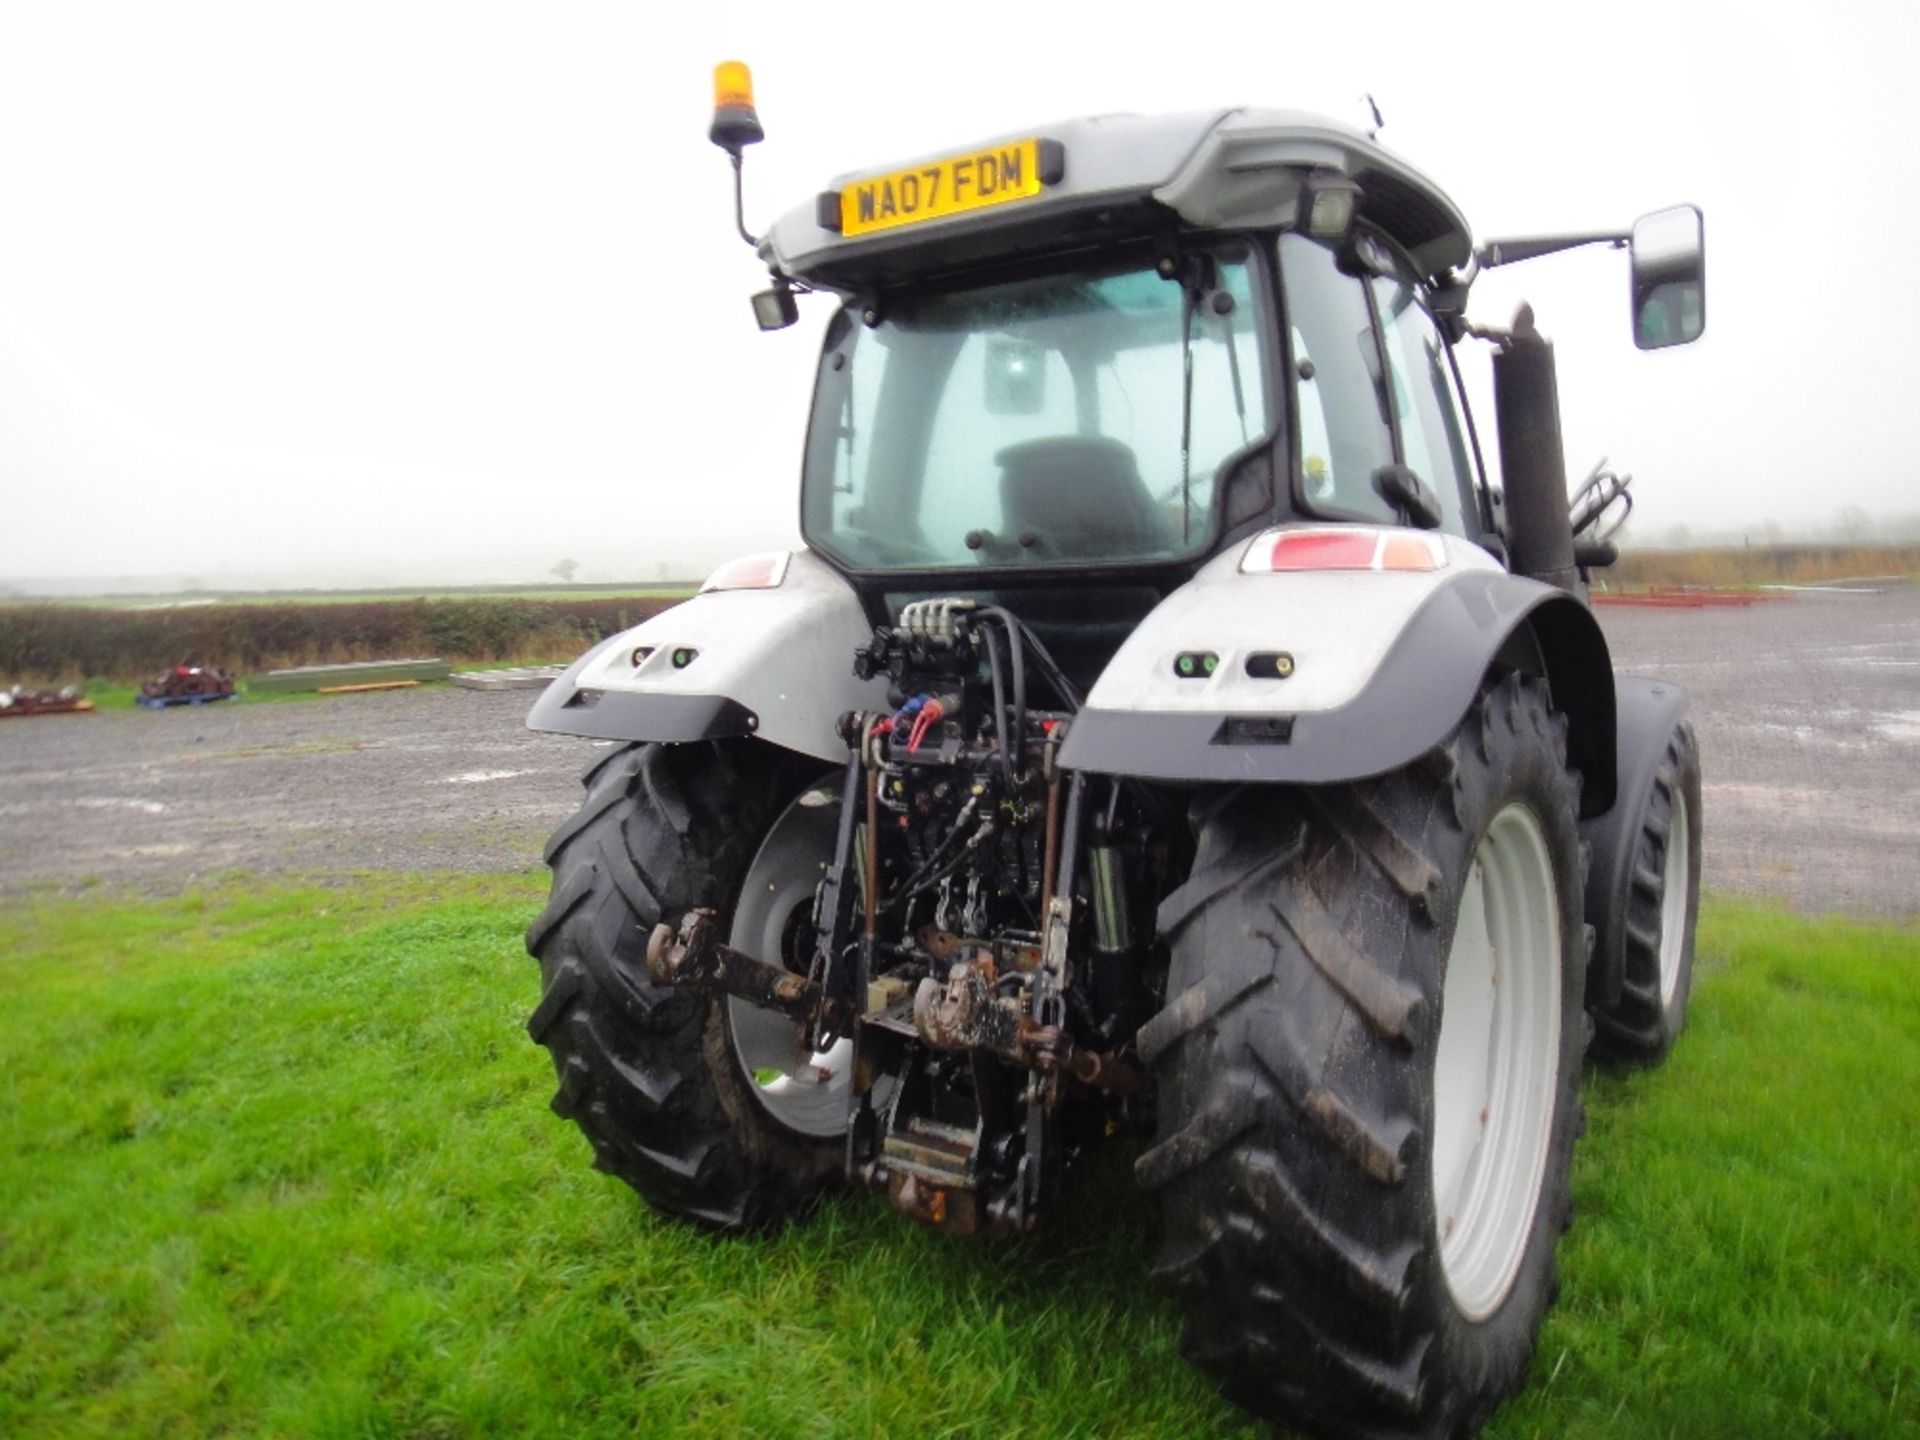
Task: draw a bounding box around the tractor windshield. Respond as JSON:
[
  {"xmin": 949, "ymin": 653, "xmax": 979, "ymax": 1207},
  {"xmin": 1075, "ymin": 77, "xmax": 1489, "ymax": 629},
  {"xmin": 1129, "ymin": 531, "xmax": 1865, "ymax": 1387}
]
[{"xmin": 801, "ymin": 244, "xmax": 1273, "ymax": 571}]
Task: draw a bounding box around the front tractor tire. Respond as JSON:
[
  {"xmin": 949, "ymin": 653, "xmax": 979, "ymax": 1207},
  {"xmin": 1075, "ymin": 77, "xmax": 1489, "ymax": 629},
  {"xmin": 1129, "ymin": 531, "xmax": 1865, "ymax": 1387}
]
[
  {"xmin": 524, "ymin": 740, "xmax": 844, "ymax": 1229},
  {"xmin": 1139, "ymin": 674, "xmax": 1589, "ymax": 1440}
]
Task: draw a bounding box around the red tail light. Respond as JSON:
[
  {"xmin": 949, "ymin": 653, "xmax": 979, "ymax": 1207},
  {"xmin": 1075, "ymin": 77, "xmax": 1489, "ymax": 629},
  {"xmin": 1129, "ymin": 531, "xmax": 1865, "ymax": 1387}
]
[
  {"xmin": 701, "ymin": 551, "xmax": 791, "ymax": 593},
  {"xmin": 1241, "ymin": 527, "xmax": 1447, "ymax": 575}
]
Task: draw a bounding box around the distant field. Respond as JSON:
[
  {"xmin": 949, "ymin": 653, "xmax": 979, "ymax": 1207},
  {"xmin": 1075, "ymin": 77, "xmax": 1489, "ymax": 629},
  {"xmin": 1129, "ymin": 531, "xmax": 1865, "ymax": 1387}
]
[{"xmin": 0, "ymin": 880, "xmax": 1912, "ymax": 1439}]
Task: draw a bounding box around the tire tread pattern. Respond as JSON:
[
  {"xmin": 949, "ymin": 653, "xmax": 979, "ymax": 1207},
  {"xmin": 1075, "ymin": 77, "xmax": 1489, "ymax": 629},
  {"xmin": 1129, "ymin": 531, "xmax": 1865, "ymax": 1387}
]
[
  {"xmin": 525, "ymin": 741, "xmax": 840, "ymax": 1230},
  {"xmin": 1138, "ymin": 674, "xmax": 1589, "ymax": 1440},
  {"xmin": 1591, "ymin": 720, "xmax": 1702, "ymax": 1063}
]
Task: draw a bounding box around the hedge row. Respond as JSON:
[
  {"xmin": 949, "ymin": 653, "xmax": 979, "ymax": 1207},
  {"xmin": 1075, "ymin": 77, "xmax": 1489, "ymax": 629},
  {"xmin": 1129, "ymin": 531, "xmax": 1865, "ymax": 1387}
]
[
  {"xmin": 1609, "ymin": 543, "xmax": 1920, "ymax": 589},
  {"xmin": 0, "ymin": 596, "xmax": 680, "ymax": 683}
]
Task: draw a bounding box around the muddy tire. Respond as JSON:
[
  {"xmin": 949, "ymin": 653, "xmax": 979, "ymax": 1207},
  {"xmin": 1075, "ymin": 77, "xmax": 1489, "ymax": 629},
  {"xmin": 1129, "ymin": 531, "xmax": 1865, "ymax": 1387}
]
[
  {"xmin": 1137, "ymin": 674, "xmax": 1589, "ymax": 1439},
  {"xmin": 1590, "ymin": 720, "xmax": 1702, "ymax": 1064},
  {"xmin": 524, "ymin": 740, "xmax": 842, "ymax": 1228}
]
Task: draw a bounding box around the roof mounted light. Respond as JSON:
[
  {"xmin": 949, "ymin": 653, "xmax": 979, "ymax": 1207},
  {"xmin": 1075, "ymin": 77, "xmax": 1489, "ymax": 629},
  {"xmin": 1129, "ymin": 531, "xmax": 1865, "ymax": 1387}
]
[
  {"xmin": 709, "ymin": 61, "xmax": 764, "ymax": 156},
  {"xmin": 750, "ymin": 275, "xmax": 799, "ymax": 331},
  {"xmin": 1300, "ymin": 171, "xmax": 1361, "ymax": 240},
  {"xmin": 710, "ymin": 60, "xmax": 766, "ymax": 251}
]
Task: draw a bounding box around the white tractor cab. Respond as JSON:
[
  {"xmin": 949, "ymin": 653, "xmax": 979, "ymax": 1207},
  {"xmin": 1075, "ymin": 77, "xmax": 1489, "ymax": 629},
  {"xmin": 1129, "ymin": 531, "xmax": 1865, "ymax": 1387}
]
[{"xmin": 524, "ymin": 64, "xmax": 1706, "ymax": 1440}]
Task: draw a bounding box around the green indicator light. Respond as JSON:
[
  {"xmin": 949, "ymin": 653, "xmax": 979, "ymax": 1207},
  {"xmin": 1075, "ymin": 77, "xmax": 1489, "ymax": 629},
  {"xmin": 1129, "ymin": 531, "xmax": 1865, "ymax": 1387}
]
[
  {"xmin": 1202, "ymin": 653, "xmax": 1218, "ymax": 675},
  {"xmin": 1177, "ymin": 654, "xmax": 1195, "ymax": 676}
]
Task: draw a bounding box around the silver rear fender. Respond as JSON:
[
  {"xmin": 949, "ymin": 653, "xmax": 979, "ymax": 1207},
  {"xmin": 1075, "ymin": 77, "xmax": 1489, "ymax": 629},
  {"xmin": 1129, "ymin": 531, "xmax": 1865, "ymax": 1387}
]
[
  {"xmin": 1057, "ymin": 530, "xmax": 1617, "ymax": 807},
  {"xmin": 527, "ymin": 550, "xmax": 887, "ymax": 762}
]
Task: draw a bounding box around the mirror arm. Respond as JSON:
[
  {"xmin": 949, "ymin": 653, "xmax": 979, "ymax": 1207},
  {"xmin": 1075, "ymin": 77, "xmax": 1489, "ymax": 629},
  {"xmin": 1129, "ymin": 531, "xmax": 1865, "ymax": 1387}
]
[{"xmin": 1476, "ymin": 231, "xmax": 1628, "ymax": 268}]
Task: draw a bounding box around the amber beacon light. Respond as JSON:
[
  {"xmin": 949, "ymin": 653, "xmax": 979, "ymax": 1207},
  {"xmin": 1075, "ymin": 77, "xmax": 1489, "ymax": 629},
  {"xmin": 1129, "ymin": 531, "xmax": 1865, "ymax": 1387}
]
[{"xmin": 709, "ymin": 61, "xmax": 764, "ymax": 155}]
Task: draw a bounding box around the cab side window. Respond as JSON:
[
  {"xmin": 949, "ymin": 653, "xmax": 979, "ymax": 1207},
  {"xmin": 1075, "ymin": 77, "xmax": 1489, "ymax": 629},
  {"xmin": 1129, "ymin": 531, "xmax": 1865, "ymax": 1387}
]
[
  {"xmin": 1278, "ymin": 234, "xmax": 1396, "ymax": 522},
  {"xmin": 1368, "ymin": 268, "xmax": 1480, "ymax": 536}
]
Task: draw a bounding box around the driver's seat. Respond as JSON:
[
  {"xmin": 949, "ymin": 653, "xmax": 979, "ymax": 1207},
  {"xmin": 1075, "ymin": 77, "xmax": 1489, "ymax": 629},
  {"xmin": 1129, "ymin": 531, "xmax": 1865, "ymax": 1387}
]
[{"xmin": 995, "ymin": 436, "xmax": 1174, "ymax": 560}]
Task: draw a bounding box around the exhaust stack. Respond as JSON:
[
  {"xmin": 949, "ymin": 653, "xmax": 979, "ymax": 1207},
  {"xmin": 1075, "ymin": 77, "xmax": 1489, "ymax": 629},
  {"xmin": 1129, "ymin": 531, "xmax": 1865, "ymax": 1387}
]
[{"xmin": 1491, "ymin": 308, "xmax": 1580, "ymax": 594}]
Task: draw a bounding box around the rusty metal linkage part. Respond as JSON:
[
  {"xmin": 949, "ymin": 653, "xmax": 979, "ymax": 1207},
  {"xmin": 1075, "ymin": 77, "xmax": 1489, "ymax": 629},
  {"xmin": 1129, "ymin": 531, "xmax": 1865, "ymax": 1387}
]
[
  {"xmin": 915, "ymin": 923, "xmax": 1041, "ymax": 973},
  {"xmin": 863, "ymin": 762, "xmax": 880, "ymax": 938},
  {"xmin": 809, "ymin": 742, "xmax": 868, "ymax": 1050},
  {"xmin": 646, "ymin": 908, "xmax": 840, "ymax": 1025},
  {"xmin": 905, "ymin": 952, "xmax": 1137, "ymax": 1085},
  {"xmin": 888, "ymin": 1168, "xmax": 984, "ymax": 1235},
  {"xmin": 1066, "ymin": 1045, "xmax": 1151, "ymax": 1097},
  {"xmin": 1005, "ymin": 770, "xmax": 1090, "ymax": 1229},
  {"xmin": 1038, "ymin": 765, "xmax": 1062, "ymax": 928},
  {"xmin": 911, "ymin": 958, "xmax": 1023, "ymax": 1055}
]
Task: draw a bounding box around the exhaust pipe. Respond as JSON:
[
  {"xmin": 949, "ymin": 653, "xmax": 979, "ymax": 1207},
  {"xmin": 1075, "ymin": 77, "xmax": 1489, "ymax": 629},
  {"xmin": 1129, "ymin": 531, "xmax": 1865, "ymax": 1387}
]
[{"xmin": 1491, "ymin": 308, "xmax": 1580, "ymax": 595}]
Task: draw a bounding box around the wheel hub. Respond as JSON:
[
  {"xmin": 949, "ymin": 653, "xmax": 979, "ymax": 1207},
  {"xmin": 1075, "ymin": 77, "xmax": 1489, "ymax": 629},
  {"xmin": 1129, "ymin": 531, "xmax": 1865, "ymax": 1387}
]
[
  {"xmin": 1430, "ymin": 802, "xmax": 1563, "ymax": 1321},
  {"xmin": 725, "ymin": 787, "xmax": 858, "ymax": 1137},
  {"xmin": 1658, "ymin": 789, "xmax": 1690, "ymax": 1006}
]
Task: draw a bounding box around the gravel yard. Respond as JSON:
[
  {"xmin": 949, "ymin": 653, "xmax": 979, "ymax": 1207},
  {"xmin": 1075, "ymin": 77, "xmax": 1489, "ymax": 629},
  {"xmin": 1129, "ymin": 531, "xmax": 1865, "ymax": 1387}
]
[
  {"xmin": 3, "ymin": 584, "xmax": 1916, "ymax": 915},
  {"xmin": 1594, "ymin": 583, "xmax": 1919, "ymax": 916}
]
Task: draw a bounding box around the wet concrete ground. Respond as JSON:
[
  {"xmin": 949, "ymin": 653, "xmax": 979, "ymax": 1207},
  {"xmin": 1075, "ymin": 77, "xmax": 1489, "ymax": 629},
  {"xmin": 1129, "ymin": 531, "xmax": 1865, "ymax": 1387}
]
[
  {"xmin": 1593, "ymin": 583, "xmax": 1919, "ymax": 917},
  {"xmin": 1, "ymin": 584, "xmax": 1915, "ymax": 916}
]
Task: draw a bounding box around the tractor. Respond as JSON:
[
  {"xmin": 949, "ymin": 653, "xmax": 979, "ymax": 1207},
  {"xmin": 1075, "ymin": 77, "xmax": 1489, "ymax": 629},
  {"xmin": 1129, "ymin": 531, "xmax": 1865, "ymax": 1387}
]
[{"xmin": 522, "ymin": 65, "xmax": 1706, "ymax": 1439}]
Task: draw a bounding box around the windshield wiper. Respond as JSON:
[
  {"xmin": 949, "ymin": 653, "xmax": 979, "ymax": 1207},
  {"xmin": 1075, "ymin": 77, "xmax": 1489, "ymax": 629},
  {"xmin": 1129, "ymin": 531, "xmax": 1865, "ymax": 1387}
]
[{"xmin": 1222, "ymin": 298, "xmax": 1249, "ymax": 447}]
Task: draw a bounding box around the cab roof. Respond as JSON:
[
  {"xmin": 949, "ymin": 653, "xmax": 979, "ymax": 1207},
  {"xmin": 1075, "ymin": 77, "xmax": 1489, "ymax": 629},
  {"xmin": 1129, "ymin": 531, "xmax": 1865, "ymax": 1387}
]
[{"xmin": 761, "ymin": 108, "xmax": 1473, "ymax": 292}]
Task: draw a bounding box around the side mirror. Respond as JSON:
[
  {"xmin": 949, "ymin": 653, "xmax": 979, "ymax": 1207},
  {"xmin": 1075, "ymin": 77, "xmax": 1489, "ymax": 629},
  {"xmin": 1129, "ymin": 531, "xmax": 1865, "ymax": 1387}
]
[
  {"xmin": 1630, "ymin": 204, "xmax": 1706, "ymax": 350},
  {"xmin": 1372, "ymin": 464, "xmax": 1443, "ymax": 530}
]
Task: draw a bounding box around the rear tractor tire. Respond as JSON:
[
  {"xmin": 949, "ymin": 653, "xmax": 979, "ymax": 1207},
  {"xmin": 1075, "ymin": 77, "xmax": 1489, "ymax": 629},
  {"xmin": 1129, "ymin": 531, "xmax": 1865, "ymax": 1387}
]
[
  {"xmin": 1590, "ymin": 719, "xmax": 1703, "ymax": 1064},
  {"xmin": 524, "ymin": 740, "xmax": 851, "ymax": 1229},
  {"xmin": 1138, "ymin": 673, "xmax": 1590, "ymax": 1439}
]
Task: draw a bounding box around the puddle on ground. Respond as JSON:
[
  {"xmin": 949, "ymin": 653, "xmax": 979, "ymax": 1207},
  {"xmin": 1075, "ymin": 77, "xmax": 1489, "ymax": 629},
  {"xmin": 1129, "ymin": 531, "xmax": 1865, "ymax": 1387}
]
[
  {"xmin": 1727, "ymin": 720, "xmax": 1873, "ymax": 750},
  {"xmin": 1874, "ymin": 710, "xmax": 1920, "ymax": 743},
  {"xmin": 73, "ymin": 797, "xmax": 168, "ymax": 815}
]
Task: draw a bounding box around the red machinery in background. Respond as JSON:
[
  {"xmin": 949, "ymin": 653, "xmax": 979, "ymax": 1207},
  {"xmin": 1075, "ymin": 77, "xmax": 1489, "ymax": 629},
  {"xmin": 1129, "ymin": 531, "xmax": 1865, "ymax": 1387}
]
[{"xmin": 138, "ymin": 662, "xmax": 237, "ymax": 708}]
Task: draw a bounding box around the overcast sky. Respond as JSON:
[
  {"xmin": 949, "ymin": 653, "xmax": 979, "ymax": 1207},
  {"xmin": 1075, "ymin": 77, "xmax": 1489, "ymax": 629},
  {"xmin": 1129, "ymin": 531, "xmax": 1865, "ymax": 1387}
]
[{"xmin": 2, "ymin": 1, "xmax": 1915, "ymax": 589}]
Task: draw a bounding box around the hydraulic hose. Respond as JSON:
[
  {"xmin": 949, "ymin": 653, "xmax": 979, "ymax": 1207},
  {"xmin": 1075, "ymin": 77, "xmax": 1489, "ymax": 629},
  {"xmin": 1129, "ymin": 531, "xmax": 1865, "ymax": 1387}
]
[
  {"xmin": 888, "ymin": 794, "xmax": 980, "ymax": 904},
  {"xmin": 981, "ymin": 605, "xmax": 1076, "ymax": 713},
  {"xmin": 981, "ymin": 623, "xmax": 1016, "ymax": 791}
]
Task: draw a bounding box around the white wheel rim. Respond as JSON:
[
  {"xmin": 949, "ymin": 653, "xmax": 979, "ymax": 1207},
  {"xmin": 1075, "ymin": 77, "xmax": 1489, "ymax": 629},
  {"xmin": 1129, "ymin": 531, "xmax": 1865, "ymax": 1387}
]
[
  {"xmin": 726, "ymin": 787, "xmax": 857, "ymax": 1138},
  {"xmin": 1430, "ymin": 803, "xmax": 1563, "ymax": 1321},
  {"xmin": 1658, "ymin": 789, "xmax": 1690, "ymax": 1007}
]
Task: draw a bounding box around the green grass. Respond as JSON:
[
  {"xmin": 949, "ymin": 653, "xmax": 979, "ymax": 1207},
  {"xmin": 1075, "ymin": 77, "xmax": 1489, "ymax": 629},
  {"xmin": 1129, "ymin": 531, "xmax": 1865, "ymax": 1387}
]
[
  {"xmin": 74, "ymin": 682, "xmax": 405, "ymax": 713},
  {"xmin": 71, "ymin": 658, "xmax": 576, "ymax": 712},
  {"xmin": 1, "ymin": 881, "xmax": 1913, "ymax": 1439},
  {"xmin": 67, "ymin": 682, "xmax": 320, "ymax": 713}
]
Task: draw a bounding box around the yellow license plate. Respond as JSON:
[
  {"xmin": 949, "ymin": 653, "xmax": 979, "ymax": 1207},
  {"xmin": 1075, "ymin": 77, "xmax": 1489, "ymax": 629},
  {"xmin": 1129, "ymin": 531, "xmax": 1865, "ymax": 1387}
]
[{"xmin": 840, "ymin": 138, "xmax": 1044, "ymax": 238}]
